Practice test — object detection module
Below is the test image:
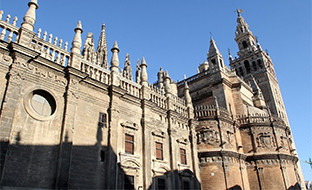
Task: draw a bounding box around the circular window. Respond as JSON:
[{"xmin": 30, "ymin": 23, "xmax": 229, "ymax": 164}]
[
  {"xmin": 24, "ymin": 89, "xmax": 57, "ymax": 120},
  {"xmin": 30, "ymin": 90, "xmax": 56, "ymax": 116}
]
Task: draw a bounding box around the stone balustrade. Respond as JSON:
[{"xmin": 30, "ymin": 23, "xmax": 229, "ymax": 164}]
[
  {"xmin": 0, "ymin": 11, "xmax": 19, "ymax": 43},
  {"xmin": 119, "ymin": 75, "xmax": 141, "ymax": 98},
  {"xmin": 194, "ymin": 105, "xmax": 217, "ymax": 118},
  {"xmin": 80, "ymin": 60, "xmax": 110, "ymax": 85},
  {"xmin": 31, "ymin": 28, "xmax": 70, "ymax": 66},
  {"xmin": 149, "ymin": 86, "xmax": 167, "ymax": 109},
  {"xmin": 236, "ymin": 113, "xmax": 270, "ymax": 125}
]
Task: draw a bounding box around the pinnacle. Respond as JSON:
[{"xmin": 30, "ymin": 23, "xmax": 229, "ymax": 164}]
[
  {"xmin": 29, "ymin": 0, "xmax": 39, "ymax": 9},
  {"xmin": 208, "ymin": 37, "xmax": 220, "ymax": 58},
  {"xmin": 75, "ymin": 20, "xmax": 83, "ymax": 33},
  {"xmin": 111, "ymin": 41, "xmax": 119, "ymax": 52},
  {"xmin": 141, "ymin": 57, "xmax": 147, "ymax": 66},
  {"xmin": 184, "ymin": 80, "xmax": 189, "ymax": 89}
]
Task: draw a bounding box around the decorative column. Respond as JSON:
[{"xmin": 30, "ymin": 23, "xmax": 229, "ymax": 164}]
[
  {"xmin": 140, "ymin": 57, "xmax": 148, "ymax": 87},
  {"xmin": 110, "ymin": 41, "xmax": 120, "ymax": 86}
]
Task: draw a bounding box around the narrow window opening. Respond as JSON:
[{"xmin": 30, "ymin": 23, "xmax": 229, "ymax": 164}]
[
  {"xmin": 239, "ymin": 67, "xmax": 244, "ymax": 76},
  {"xmin": 180, "ymin": 148, "xmax": 187, "ymax": 165},
  {"xmin": 257, "ymin": 60, "xmax": 263, "ymax": 69},
  {"xmin": 242, "ymin": 41, "xmax": 248, "ymax": 48},
  {"xmin": 100, "ymin": 150, "xmax": 105, "ymax": 162},
  {"xmin": 244, "ymin": 60, "xmax": 251, "ymax": 74},
  {"xmin": 156, "ymin": 142, "xmax": 163, "ymax": 160},
  {"xmin": 211, "ymin": 58, "xmax": 216, "ymax": 66},
  {"xmin": 125, "ymin": 134, "xmax": 134, "ymax": 154},
  {"xmin": 98, "ymin": 112, "xmax": 107, "ymax": 128},
  {"xmin": 252, "ymin": 61, "xmax": 257, "ymax": 71}
]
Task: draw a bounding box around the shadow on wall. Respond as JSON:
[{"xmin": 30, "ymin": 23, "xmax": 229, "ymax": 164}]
[
  {"xmin": 227, "ymin": 185, "xmax": 242, "ymax": 190},
  {"xmin": 287, "ymin": 183, "xmax": 300, "ymax": 190},
  {"xmin": 0, "ymin": 125, "xmax": 200, "ymax": 189},
  {"xmin": 148, "ymin": 169, "xmax": 200, "ymax": 190}
]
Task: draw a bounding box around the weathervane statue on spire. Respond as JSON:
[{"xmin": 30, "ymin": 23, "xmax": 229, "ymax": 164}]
[{"xmin": 236, "ymin": 9, "xmax": 243, "ymax": 16}]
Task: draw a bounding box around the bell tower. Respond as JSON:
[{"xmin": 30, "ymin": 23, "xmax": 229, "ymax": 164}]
[{"xmin": 230, "ymin": 9, "xmax": 289, "ymax": 126}]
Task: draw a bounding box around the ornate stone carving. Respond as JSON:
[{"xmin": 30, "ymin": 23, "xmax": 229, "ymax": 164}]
[
  {"xmin": 255, "ymin": 132, "xmax": 276, "ymax": 149},
  {"xmin": 152, "ymin": 129, "xmax": 166, "ymax": 138},
  {"xmin": 10, "ymin": 70, "xmax": 25, "ymax": 81},
  {"xmin": 13, "ymin": 62, "xmax": 67, "ymax": 86},
  {"xmin": 122, "ymin": 53, "xmax": 133, "ymax": 80},
  {"xmin": 121, "ymin": 121, "xmax": 138, "ymax": 131},
  {"xmin": 279, "ymin": 136, "xmax": 289, "ymax": 150},
  {"xmin": 177, "ymin": 137, "xmax": 188, "ymax": 145},
  {"xmin": 226, "ymin": 130, "xmax": 234, "ymax": 145},
  {"xmin": 197, "ymin": 127, "xmax": 219, "ymax": 145}
]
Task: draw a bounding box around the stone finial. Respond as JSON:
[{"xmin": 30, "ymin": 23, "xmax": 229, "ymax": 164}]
[
  {"xmin": 82, "ymin": 33, "xmax": 96, "ymax": 62},
  {"xmin": 228, "ymin": 48, "xmax": 233, "ymax": 62},
  {"xmin": 136, "ymin": 59, "xmax": 141, "ymax": 83},
  {"xmin": 37, "ymin": 28, "xmax": 41, "ymax": 37},
  {"xmin": 71, "ymin": 20, "xmax": 83, "ymax": 54},
  {"xmin": 0, "ymin": 10, "xmax": 3, "ymax": 20},
  {"xmin": 256, "ymin": 37, "xmax": 263, "ymax": 51},
  {"xmin": 48, "ymin": 33, "xmax": 53, "ymax": 43},
  {"xmin": 13, "ymin": 16, "xmax": 17, "ymax": 26},
  {"xmin": 59, "ymin": 39, "xmax": 63, "ymax": 48},
  {"xmin": 21, "ymin": 0, "xmax": 39, "ymax": 31},
  {"xmin": 43, "ymin": 31, "xmax": 47, "ymax": 40},
  {"xmin": 140, "ymin": 57, "xmax": 148, "ymax": 86},
  {"xmin": 184, "ymin": 80, "xmax": 193, "ymax": 118},
  {"xmin": 110, "ymin": 41, "xmax": 120, "ymax": 72},
  {"xmin": 6, "ymin": 14, "xmax": 11, "ymax": 23},
  {"xmin": 214, "ymin": 96, "xmax": 219, "ymax": 109},
  {"xmin": 164, "ymin": 70, "xmax": 171, "ymax": 94},
  {"xmin": 54, "ymin": 36, "xmax": 58, "ymax": 45},
  {"xmin": 122, "ymin": 53, "xmax": 133, "ymax": 80},
  {"xmin": 64, "ymin": 42, "xmax": 68, "ymax": 51},
  {"xmin": 157, "ymin": 67, "xmax": 164, "ymax": 88},
  {"xmin": 96, "ymin": 23, "xmax": 108, "ymax": 68}
]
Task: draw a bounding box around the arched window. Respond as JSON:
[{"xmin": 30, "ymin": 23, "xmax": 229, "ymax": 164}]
[
  {"xmin": 257, "ymin": 59, "xmax": 263, "ymax": 69},
  {"xmin": 252, "ymin": 61, "xmax": 257, "ymax": 71},
  {"xmin": 244, "ymin": 60, "xmax": 251, "ymax": 74},
  {"xmin": 239, "ymin": 67, "xmax": 244, "ymax": 76},
  {"xmin": 242, "ymin": 41, "xmax": 248, "ymax": 48}
]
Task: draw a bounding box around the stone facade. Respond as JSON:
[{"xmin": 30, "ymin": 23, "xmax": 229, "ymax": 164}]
[{"xmin": 0, "ymin": 2, "xmax": 305, "ymax": 190}]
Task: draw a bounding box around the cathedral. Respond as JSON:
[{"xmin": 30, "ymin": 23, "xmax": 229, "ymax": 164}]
[{"xmin": 0, "ymin": 1, "xmax": 306, "ymax": 189}]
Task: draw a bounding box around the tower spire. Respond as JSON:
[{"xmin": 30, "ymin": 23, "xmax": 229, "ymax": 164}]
[
  {"xmin": 207, "ymin": 37, "xmax": 220, "ymax": 58},
  {"xmin": 96, "ymin": 24, "xmax": 108, "ymax": 68},
  {"xmin": 207, "ymin": 37, "xmax": 224, "ymax": 72}
]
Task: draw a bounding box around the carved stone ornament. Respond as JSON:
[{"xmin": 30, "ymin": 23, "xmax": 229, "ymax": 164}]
[
  {"xmin": 152, "ymin": 130, "xmax": 166, "ymax": 138},
  {"xmin": 280, "ymin": 136, "xmax": 289, "ymax": 150},
  {"xmin": 256, "ymin": 132, "xmax": 276, "ymax": 149},
  {"xmin": 121, "ymin": 121, "xmax": 138, "ymax": 131},
  {"xmin": 198, "ymin": 127, "xmax": 220, "ymax": 145},
  {"xmin": 13, "ymin": 62, "xmax": 67, "ymax": 86},
  {"xmin": 177, "ymin": 137, "xmax": 188, "ymax": 145},
  {"xmin": 226, "ymin": 131, "xmax": 234, "ymax": 145},
  {"xmin": 10, "ymin": 70, "xmax": 25, "ymax": 81}
]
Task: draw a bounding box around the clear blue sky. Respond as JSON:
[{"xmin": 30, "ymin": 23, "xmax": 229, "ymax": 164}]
[{"xmin": 1, "ymin": 0, "xmax": 311, "ymax": 181}]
